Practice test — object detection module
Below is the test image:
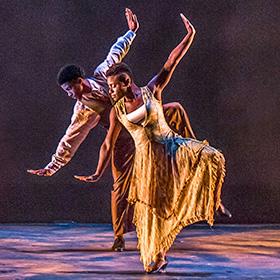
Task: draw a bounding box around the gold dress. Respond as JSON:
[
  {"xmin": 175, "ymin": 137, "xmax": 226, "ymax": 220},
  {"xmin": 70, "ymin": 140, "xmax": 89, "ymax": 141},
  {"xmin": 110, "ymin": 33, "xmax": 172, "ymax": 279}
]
[{"xmin": 114, "ymin": 86, "xmax": 225, "ymax": 268}]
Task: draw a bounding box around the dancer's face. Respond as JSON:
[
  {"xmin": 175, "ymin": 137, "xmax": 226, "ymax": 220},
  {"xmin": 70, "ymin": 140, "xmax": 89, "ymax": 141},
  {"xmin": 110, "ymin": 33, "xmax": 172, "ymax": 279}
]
[
  {"xmin": 107, "ymin": 73, "xmax": 131, "ymax": 102},
  {"xmin": 61, "ymin": 78, "xmax": 84, "ymax": 100}
]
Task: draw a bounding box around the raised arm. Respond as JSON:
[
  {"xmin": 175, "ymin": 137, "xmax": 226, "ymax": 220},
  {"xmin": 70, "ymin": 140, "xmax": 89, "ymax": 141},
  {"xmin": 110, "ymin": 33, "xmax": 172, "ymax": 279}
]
[
  {"xmin": 74, "ymin": 108, "xmax": 122, "ymax": 182},
  {"xmin": 148, "ymin": 14, "xmax": 195, "ymax": 100},
  {"xmin": 93, "ymin": 8, "xmax": 139, "ymax": 80}
]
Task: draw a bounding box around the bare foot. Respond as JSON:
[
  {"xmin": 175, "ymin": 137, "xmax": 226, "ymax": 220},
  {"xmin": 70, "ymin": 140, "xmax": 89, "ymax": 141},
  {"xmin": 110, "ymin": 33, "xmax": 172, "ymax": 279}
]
[
  {"xmin": 146, "ymin": 258, "xmax": 168, "ymax": 274},
  {"xmin": 217, "ymin": 203, "xmax": 232, "ymax": 218}
]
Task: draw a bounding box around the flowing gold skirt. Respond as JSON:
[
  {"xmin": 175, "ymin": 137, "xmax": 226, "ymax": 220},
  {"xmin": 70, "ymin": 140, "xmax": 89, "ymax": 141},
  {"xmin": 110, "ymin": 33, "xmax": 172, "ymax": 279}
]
[{"xmin": 128, "ymin": 137, "xmax": 225, "ymax": 268}]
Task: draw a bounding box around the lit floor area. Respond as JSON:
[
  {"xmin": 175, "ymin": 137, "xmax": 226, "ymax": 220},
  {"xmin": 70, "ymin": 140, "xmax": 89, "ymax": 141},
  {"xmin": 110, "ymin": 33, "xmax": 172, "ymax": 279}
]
[{"xmin": 0, "ymin": 224, "xmax": 279, "ymax": 279}]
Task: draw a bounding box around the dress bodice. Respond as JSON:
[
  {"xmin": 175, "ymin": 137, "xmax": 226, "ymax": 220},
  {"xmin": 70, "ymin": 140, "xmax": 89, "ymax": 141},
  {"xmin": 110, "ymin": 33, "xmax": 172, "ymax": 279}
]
[
  {"xmin": 114, "ymin": 87, "xmax": 176, "ymax": 148},
  {"xmin": 126, "ymin": 103, "xmax": 146, "ymax": 124}
]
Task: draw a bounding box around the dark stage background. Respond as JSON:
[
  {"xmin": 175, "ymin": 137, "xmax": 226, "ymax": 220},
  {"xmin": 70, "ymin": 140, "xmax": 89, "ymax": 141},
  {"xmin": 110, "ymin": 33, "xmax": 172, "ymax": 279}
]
[{"xmin": 1, "ymin": 0, "xmax": 279, "ymax": 223}]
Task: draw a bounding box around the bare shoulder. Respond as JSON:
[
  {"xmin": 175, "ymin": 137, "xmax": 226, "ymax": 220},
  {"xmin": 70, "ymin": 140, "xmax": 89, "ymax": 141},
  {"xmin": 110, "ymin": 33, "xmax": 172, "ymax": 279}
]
[
  {"xmin": 147, "ymin": 75, "xmax": 163, "ymax": 101},
  {"xmin": 109, "ymin": 107, "xmax": 122, "ymax": 128},
  {"xmin": 109, "ymin": 107, "xmax": 118, "ymax": 121}
]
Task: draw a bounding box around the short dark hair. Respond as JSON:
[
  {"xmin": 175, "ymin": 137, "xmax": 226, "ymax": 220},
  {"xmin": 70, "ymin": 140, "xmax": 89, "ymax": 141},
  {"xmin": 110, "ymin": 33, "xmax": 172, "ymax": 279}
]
[
  {"xmin": 57, "ymin": 64, "xmax": 85, "ymax": 85},
  {"xmin": 106, "ymin": 62, "xmax": 134, "ymax": 82}
]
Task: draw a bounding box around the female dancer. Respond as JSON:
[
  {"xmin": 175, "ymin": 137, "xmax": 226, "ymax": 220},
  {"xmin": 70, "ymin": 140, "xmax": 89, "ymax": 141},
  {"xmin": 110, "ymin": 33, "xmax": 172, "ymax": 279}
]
[{"xmin": 75, "ymin": 14, "xmax": 230, "ymax": 273}]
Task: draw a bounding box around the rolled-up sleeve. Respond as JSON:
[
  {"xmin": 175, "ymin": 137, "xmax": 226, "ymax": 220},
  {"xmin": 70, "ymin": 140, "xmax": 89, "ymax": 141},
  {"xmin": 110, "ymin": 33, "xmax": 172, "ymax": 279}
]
[{"xmin": 94, "ymin": 30, "xmax": 136, "ymax": 80}]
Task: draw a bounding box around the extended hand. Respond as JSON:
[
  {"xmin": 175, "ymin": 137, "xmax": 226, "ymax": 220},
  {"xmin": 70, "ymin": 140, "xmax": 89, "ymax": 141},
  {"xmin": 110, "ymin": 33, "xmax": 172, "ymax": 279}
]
[
  {"xmin": 180, "ymin": 13, "xmax": 195, "ymax": 35},
  {"xmin": 74, "ymin": 174, "xmax": 100, "ymax": 183},
  {"xmin": 27, "ymin": 168, "xmax": 53, "ymax": 176},
  {"xmin": 125, "ymin": 8, "xmax": 139, "ymax": 33}
]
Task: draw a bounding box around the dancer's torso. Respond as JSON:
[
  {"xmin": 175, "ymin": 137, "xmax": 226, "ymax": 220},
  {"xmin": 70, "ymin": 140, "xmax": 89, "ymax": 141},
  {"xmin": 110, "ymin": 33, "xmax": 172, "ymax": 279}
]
[{"xmin": 115, "ymin": 87, "xmax": 175, "ymax": 147}]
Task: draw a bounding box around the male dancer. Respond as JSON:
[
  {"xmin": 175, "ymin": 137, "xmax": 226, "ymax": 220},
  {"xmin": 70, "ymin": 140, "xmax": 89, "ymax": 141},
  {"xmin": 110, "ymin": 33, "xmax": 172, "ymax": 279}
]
[{"xmin": 28, "ymin": 8, "xmax": 196, "ymax": 251}]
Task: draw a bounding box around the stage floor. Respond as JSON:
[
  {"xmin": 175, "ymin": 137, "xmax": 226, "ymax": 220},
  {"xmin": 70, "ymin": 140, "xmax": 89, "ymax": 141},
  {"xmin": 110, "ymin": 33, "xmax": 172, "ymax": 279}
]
[{"xmin": 0, "ymin": 224, "xmax": 279, "ymax": 279}]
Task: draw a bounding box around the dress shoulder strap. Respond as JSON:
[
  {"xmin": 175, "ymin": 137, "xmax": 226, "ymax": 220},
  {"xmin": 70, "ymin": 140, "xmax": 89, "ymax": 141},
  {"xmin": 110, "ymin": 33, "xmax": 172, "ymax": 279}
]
[
  {"xmin": 141, "ymin": 86, "xmax": 153, "ymax": 102},
  {"xmin": 114, "ymin": 97, "xmax": 126, "ymax": 117}
]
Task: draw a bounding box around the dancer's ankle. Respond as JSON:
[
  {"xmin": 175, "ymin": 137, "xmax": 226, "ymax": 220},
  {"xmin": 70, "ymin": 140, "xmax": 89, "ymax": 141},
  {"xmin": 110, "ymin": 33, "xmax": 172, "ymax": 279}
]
[{"xmin": 114, "ymin": 234, "xmax": 123, "ymax": 240}]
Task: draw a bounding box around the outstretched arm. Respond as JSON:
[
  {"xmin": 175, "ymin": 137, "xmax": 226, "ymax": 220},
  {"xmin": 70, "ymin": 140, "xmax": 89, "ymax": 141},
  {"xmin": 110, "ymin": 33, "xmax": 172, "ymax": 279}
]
[
  {"xmin": 74, "ymin": 108, "xmax": 122, "ymax": 182},
  {"xmin": 94, "ymin": 8, "xmax": 139, "ymax": 80},
  {"xmin": 27, "ymin": 102, "xmax": 100, "ymax": 176},
  {"xmin": 148, "ymin": 14, "xmax": 195, "ymax": 100}
]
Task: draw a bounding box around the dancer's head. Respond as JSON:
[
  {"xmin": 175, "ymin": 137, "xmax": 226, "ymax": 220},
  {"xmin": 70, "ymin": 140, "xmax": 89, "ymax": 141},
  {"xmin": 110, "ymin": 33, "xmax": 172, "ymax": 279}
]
[
  {"xmin": 106, "ymin": 63, "xmax": 134, "ymax": 102},
  {"xmin": 57, "ymin": 64, "xmax": 86, "ymax": 99}
]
